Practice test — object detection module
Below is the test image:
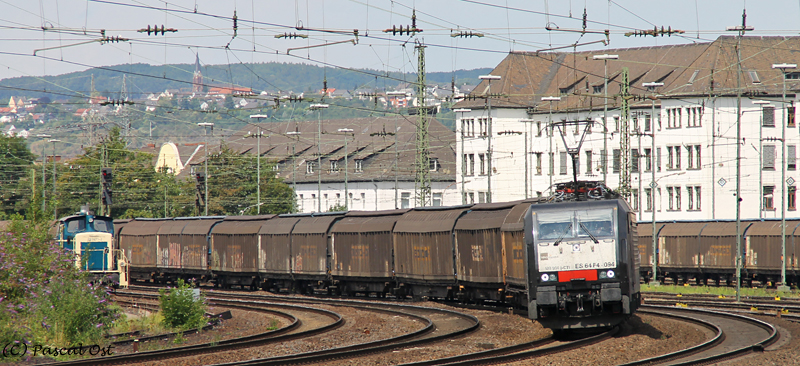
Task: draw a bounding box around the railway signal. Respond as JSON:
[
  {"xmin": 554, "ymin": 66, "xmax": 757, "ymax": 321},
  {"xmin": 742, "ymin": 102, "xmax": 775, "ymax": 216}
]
[
  {"xmin": 101, "ymin": 168, "xmax": 113, "ymax": 206},
  {"xmin": 195, "ymin": 172, "xmax": 206, "ymax": 212}
]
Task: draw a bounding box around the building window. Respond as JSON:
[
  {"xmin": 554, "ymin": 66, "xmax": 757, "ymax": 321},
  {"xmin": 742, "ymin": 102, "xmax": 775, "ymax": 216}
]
[
  {"xmin": 789, "ymin": 106, "xmax": 796, "ymax": 128},
  {"xmin": 560, "ymin": 151, "xmax": 568, "ymax": 175},
  {"xmin": 330, "ymin": 160, "xmax": 339, "ymax": 172},
  {"xmin": 478, "ymin": 192, "xmax": 486, "ymax": 203},
  {"xmin": 336, "ymin": 193, "xmax": 341, "ymax": 206},
  {"xmin": 401, "ymin": 192, "xmax": 410, "ymax": 209},
  {"xmin": 536, "ymin": 121, "xmax": 542, "ymax": 137},
  {"xmin": 306, "ymin": 161, "xmax": 315, "ymax": 174},
  {"xmin": 433, "ymin": 193, "xmax": 442, "ymax": 206},
  {"xmin": 361, "ymin": 192, "xmax": 366, "ymax": 209},
  {"xmin": 535, "ymin": 153, "xmax": 543, "ymax": 175},
  {"xmin": 468, "ymin": 154, "xmax": 475, "ymax": 175},
  {"xmin": 480, "ymin": 118, "xmax": 489, "ymax": 137},
  {"xmin": 656, "ymin": 147, "xmax": 662, "ymax": 172},
  {"xmin": 687, "ymin": 146, "xmax": 694, "ymax": 169},
  {"xmin": 632, "ymin": 189, "xmax": 639, "ymax": 211},
  {"xmin": 667, "ymin": 186, "xmax": 681, "ymax": 211},
  {"xmin": 645, "ymin": 188, "xmax": 653, "ymax": 212},
  {"xmin": 686, "ymin": 107, "xmax": 702, "ymax": 127},
  {"xmin": 299, "ymin": 194, "xmax": 304, "ymax": 211},
  {"xmin": 763, "ymin": 145, "xmax": 776, "ymax": 170},
  {"xmin": 789, "ymin": 186, "xmax": 797, "ymax": 211},
  {"xmin": 479, "ymin": 154, "xmax": 486, "ymax": 175},
  {"xmin": 631, "ymin": 149, "xmax": 640, "ymax": 173},
  {"xmin": 429, "ymin": 158, "xmax": 439, "ymax": 172},
  {"xmin": 763, "ymin": 106, "xmax": 776, "ymax": 127},
  {"xmin": 667, "ymin": 187, "xmax": 674, "ymax": 210},
  {"xmin": 694, "ymin": 186, "xmax": 701, "ymax": 210},
  {"xmin": 549, "ymin": 152, "xmax": 555, "ymax": 176},
  {"xmin": 763, "ymin": 186, "xmax": 775, "ymax": 210},
  {"xmin": 312, "ymin": 193, "xmax": 316, "ymax": 210},
  {"xmin": 612, "ymin": 149, "xmax": 621, "ymax": 173},
  {"xmin": 468, "ymin": 192, "xmax": 475, "ymax": 204},
  {"xmin": 462, "ymin": 154, "xmax": 467, "ymax": 175},
  {"xmin": 645, "ymin": 114, "xmax": 652, "ymax": 132},
  {"xmin": 585, "ymin": 150, "xmax": 593, "ymax": 174},
  {"xmin": 644, "ymin": 148, "xmax": 652, "ymax": 172},
  {"xmin": 613, "ymin": 116, "xmax": 620, "ymax": 132},
  {"xmin": 789, "ymin": 145, "xmax": 796, "ymax": 171},
  {"xmin": 687, "ymin": 186, "xmax": 694, "ymax": 210},
  {"xmin": 601, "ymin": 149, "xmax": 607, "ymax": 174},
  {"xmin": 667, "ymin": 147, "xmax": 674, "ymax": 170},
  {"xmin": 695, "ymin": 145, "xmax": 701, "ymax": 169},
  {"xmin": 355, "ymin": 159, "xmax": 363, "ymax": 172}
]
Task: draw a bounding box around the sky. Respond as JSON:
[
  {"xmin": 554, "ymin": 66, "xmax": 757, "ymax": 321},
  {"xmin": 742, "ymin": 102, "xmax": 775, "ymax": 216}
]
[{"xmin": 1, "ymin": 0, "xmax": 799, "ymax": 84}]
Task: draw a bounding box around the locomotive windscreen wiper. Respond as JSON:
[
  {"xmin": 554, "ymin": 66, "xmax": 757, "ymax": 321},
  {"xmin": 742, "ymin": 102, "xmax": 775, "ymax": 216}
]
[
  {"xmin": 553, "ymin": 223, "xmax": 572, "ymax": 246},
  {"xmin": 579, "ymin": 222, "xmax": 599, "ymax": 244}
]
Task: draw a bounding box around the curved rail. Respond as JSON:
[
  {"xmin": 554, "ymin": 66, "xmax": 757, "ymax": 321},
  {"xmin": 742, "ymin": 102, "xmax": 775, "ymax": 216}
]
[
  {"xmin": 43, "ymin": 298, "xmax": 337, "ymax": 366},
  {"xmin": 622, "ymin": 304, "xmax": 778, "ymax": 365}
]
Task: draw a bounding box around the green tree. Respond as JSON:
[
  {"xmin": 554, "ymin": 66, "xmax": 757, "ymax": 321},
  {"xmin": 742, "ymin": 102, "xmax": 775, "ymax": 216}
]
[
  {"xmin": 204, "ymin": 143, "xmax": 295, "ymax": 215},
  {"xmin": 55, "ymin": 127, "xmax": 169, "ymax": 218},
  {"xmin": 0, "ymin": 134, "xmax": 36, "ymax": 218}
]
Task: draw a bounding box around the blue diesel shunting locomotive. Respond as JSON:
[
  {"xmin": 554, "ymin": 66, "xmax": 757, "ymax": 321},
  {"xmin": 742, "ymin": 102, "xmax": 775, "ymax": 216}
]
[{"xmin": 56, "ymin": 207, "xmax": 126, "ymax": 285}]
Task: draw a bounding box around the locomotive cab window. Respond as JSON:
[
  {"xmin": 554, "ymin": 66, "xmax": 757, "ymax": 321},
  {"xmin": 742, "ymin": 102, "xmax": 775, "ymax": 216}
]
[
  {"xmin": 576, "ymin": 209, "xmax": 615, "ymax": 238},
  {"xmin": 93, "ymin": 219, "xmax": 113, "ymax": 233},
  {"xmin": 534, "ymin": 208, "xmax": 615, "ymax": 241},
  {"xmin": 66, "ymin": 219, "xmax": 86, "ymax": 234}
]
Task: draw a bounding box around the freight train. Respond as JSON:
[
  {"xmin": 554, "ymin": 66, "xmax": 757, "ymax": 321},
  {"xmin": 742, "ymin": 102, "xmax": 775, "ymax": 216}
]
[
  {"xmin": 639, "ymin": 220, "xmax": 800, "ymax": 287},
  {"xmin": 115, "ymin": 181, "xmax": 641, "ymax": 331}
]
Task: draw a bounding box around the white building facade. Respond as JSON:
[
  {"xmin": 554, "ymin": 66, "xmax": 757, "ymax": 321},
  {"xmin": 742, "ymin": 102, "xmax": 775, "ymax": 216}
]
[{"xmin": 456, "ymin": 36, "xmax": 800, "ymax": 222}]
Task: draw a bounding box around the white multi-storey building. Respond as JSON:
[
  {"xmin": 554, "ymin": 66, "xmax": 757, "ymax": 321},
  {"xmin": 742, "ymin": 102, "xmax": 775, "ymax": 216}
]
[
  {"xmin": 456, "ymin": 36, "xmax": 799, "ymax": 222},
  {"xmin": 224, "ymin": 115, "xmax": 459, "ymax": 213}
]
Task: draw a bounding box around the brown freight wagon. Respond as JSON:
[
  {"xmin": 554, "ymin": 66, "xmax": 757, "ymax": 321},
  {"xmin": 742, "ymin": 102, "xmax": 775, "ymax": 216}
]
[
  {"xmin": 211, "ymin": 215, "xmax": 272, "ymax": 289},
  {"xmin": 393, "ymin": 205, "xmax": 472, "ymax": 299},
  {"xmin": 259, "ymin": 214, "xmax": 303, "ymax": 292},
  {"xmin": 657, "ymin": 222, "xmax": 705, "ymax": 284},
  {"xmin": 696, "ymin": 221, "xmax": 740, "ymax": 285},
  {"xmin": 454, "ymin": 202, "xmax": 518, "ymax": 302},
  {"xmin": 118, "ymin": 218, "xmax": 168, "ymax": 282},
  {"xmin": 329, "ymin": 209, "xmax": 409, "ymax": 296},
  {"xmin": 637, "ymin": 222, "xmax": 667, "ymax": 283},
  {"xmin": 501, "ymin": 200, "xmax": 536, "ymax": 305},
  {"xmin": 181, "ymin": 217, "xmax": 222, "ymax": 281},
  {"xmin": 290, "ymin": 212, "xmax": 344, "ymax": 293},
  {"xmin": 741, "ymin": 220, "xmax": 800, "ymax": 286},
  {"xmin": 156, "ymin": 220, "xmax": 185, "ymax": 270}
]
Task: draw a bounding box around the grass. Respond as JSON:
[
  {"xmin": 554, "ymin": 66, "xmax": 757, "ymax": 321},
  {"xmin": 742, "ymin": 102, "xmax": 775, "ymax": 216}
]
[
  {"xmin": 641, "ymin": 283, "xmax": 799, "ymax": 298},
  {"xmin": 266, "ymin": 319, "xmax": 281, "ymax": 331},
  {"xmin": 110, "ymin": 311, "xmax": 169, "ymax": 336}
]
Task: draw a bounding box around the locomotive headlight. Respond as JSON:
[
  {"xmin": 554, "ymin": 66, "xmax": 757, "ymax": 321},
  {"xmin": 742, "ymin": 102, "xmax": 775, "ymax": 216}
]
[
  {"xmin": 598, "ymin": 270, "xmax": 616, "ymax": 279},
  {"xmin": 540, "ymin": 273, "xmax": 558, "ymax": 282}
]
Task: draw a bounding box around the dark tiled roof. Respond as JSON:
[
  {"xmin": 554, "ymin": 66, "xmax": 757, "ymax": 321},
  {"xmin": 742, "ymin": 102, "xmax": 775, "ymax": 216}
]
[
  {"xmin": 197, "ymin": 116, "xmax": 455, "ymax": 184},
  {"xmin": 456, "ymin": 36, "xmax": 800, "ymax": 112}
]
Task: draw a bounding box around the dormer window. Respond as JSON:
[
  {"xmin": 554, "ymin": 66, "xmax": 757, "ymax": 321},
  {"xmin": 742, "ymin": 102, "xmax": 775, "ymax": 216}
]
[
  {"xmin": 330, "ymin": 160, "xmax": 339, "ymax": 172},
  {"xmin": 306, "ymin": 162, "xmax": 315, "ymax": 174},
  {"xmin": 355, "ymin": 159, "xmax": 363, "ymax": 173},
  {"xmin": 429, "ymin": 158, "xmax": 439, "ymax": 172}
]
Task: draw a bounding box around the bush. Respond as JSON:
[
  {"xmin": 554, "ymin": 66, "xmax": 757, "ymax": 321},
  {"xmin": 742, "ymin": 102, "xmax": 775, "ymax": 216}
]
[
  {"xmin": 159, "ymin": 279, "xmax": 206, "ymax": 330},
  {"xmin": 0, "ymin": 219, "xmax": 118, "ymax": 349}
]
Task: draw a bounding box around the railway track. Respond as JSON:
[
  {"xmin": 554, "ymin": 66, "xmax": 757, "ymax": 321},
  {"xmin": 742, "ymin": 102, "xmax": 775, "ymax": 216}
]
[
  {"xmin": 44, "ymin": 294, "xmax": 344, "ymax": 366},
  {"xmin": 623, "ymin": 305, "xmax": 778, "ymax": 365}
]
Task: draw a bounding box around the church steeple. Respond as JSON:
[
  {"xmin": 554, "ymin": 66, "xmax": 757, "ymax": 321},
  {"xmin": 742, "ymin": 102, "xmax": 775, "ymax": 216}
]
[{"xmin": 192, "ymin": 54, "xmax": 203, "ymax": 94}]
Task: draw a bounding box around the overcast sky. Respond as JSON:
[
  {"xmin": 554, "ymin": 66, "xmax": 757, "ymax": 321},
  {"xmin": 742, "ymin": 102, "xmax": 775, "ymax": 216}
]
[{"xmin": 1, "ymin": 0, "xmax": 799, "ymax": 83}]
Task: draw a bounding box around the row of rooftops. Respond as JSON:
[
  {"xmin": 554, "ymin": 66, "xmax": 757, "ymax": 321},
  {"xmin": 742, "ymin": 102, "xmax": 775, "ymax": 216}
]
[
  {"xmin": 455, "ymin": 36, "xmax": 800, "ymax": 112},
  {"xmin": 144, "ymin": 115, "xmax": 457, "ymax": 184}
]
